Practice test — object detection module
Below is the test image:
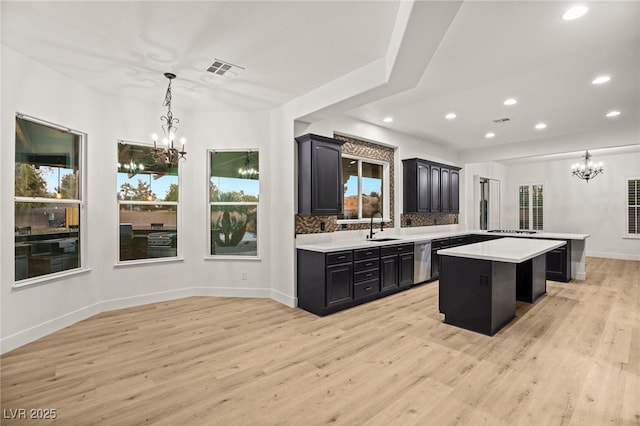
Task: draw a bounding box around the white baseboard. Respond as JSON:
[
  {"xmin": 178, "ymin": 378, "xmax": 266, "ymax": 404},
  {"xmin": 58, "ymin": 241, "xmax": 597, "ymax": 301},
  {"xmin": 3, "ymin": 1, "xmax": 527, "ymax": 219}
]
[
  {"xmin": 587, "ymin": 251, "xmax": 640, "ymax": 261},
  {"xmin": 1, "ymin": 302, "xmax": 103, "ymax": 355},
  {"xmin": 270, "ymin": 289, "xmax": 297, "ymax": 307},
  {"xmin": 1, "ymin": 285, "xmax": 292, "ymax": 355}
]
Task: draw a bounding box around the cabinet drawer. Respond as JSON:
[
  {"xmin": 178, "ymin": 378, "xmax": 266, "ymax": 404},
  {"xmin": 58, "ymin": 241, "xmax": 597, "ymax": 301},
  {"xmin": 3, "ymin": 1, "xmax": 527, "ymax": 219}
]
[
  {"xmin": 354, "ymin": 279, "xmax": 380, "ymax": 300},
  {"xmin": 354, "ymin": 247, "xmax": 380, "ymax": 260},
  {"xmin": 326, "ymin": 251, "xmax": 353, "ymax": 265},
  {"xmin": 354, "ymin": 258, "xmax": 379, "ymax": 272},
  {"xmin": 381, "ymin": 244, "xmax": 414, "ymax": 256},
  {"xmin": 354, "ymin": 268, "xmax": 380, "ymax": 283}
]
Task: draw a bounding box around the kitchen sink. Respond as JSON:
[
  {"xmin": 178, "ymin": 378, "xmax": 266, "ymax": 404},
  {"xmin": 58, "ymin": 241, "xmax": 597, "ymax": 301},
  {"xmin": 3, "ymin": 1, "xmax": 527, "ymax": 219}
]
[{"xmin": 366, "ymin": 237, "xmax": 399, "ymax": 242}]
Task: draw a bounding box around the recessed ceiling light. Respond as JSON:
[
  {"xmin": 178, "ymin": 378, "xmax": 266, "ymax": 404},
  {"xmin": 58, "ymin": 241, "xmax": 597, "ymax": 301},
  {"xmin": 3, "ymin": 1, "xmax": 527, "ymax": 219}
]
[
  {"xmin": 503, "ymin": 98, "xmax": 518, "ymax": 106},
  {"xmin": 383, "ymin": 116, "xmax": 393, "ymax": 123},
  {"xmin": 445, "ymin": 112, "xmax": 457, "ymax": 120},
  {"xmin": 485, "ymin": 132, "xmax": 496, "ymax": 138},
  {"xmin": 606, "ymin": 110, "xmax": 621, "ymax": 117},
  {"xmin": 592, "ymin": 75, "xmax": 611, "ymax": 85},
  {"xmin": 562, "ymin": 5, "xmax": 588, "ymax": 21},
  {"xmin": 535, "ymin": 123, "xmax": 547, "ymax": 130}
]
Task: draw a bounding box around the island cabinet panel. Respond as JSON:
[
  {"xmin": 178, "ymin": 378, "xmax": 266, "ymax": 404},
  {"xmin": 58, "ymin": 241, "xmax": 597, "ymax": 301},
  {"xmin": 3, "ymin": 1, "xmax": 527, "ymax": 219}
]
[
  {"xmin": 402, "ymin": 158, "xmax": 461, "ymax": 214},
  {"xmin": 439, "ymin": 256, "xmax": 516, "ymax": 336},
  {"xmin": 545, "ymin": 239, "xmax": 571, "ymax": 282},
  {"xmin": 296, "ymin": 134, "xmax": 345, "ymax": 216}
]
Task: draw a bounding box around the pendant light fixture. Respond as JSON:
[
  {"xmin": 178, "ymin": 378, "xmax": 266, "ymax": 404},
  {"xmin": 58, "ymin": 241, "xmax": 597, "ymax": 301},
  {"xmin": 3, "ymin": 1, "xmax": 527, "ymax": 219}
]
[
  {"xmin": 571, "ymin": 150, "xmax": 604, "ymax": 183},
  {"xmin": 152, "ymin": 72, "xmax": 187, "ymax": 166}
]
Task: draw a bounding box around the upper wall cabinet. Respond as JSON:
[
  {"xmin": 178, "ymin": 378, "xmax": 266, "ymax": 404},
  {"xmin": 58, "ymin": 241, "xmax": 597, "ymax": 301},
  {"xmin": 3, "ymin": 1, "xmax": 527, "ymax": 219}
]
[
  {"xmin": 403, "ymin": 158, "xmax": 461, "ymax": 214},
  {"xmin": 296, "ymin": 134, "xmax": 345, "ymax": 216}
]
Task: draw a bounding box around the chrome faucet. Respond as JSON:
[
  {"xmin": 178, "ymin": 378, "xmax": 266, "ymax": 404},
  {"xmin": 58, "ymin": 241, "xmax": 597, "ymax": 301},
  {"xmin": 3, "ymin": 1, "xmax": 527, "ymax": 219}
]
[{"xmin": 368, "ymin": 210, "xmax": 384, "ymax": 239}]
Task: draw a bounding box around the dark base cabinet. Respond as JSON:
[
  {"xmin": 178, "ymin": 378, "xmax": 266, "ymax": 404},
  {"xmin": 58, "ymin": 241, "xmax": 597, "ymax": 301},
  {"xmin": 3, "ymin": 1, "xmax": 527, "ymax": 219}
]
[
  {"xmin": 546, "ymin": 240, "xmax": 571, "ymax": 282},
  {"xmin": 298, "ymin": 244, "xmax": 413, "ymax": 316}
]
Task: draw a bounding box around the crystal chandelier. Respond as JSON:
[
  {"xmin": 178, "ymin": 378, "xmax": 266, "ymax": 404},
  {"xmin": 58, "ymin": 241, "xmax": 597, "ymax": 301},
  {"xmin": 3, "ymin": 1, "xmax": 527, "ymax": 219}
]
[
  {"xmin": 151, "ymin": 72, "xmax": 186, "ymax": 166},
  {"xmin": 571, "ymin": 150, "xmax": 603, "ymax": 183}
]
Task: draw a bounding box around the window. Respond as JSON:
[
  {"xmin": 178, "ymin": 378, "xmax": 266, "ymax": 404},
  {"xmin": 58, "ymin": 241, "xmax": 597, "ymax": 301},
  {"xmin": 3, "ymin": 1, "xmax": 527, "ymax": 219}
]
[
  {"xmin": 628, "ymin": 178, "xmax": 640, "ymax": 235},
  {"xmin": 339, "ymin": 155, "xmax": 388, "ymax": 221},
  {"xmin": 519, "ymin": 184, "xmax": 543, "ymax": 230},
  {"xmin": 117, "ymin": 141, "xmax": 180, "ymax": 262},
  {"xmin": 14, "ymin": 115, "xmax": 84, "ymax": 282},
  {"xmin": 209, "ymin": 150, "xmax": 259, "ymax": 257}
]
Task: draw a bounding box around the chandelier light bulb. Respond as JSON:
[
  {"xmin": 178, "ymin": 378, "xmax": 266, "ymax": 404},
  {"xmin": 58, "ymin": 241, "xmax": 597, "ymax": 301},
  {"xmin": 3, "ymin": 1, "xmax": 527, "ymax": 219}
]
[{"xmin": 151, "ymin": 133, "xmax": 158, "ymax": 141}]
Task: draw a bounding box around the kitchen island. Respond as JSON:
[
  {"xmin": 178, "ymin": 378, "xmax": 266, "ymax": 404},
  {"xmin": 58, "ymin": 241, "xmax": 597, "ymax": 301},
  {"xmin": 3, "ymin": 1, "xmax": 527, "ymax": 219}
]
[{"xmin": 438, "ymin": 237, "xmax": 565, "ymax": 336}]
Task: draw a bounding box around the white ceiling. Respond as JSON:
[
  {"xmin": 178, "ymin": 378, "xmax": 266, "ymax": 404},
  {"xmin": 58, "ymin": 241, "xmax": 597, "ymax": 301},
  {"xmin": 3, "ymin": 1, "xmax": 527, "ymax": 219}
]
[
  {"xmin": 2, "ymin": 1, "xmax": 639, "ymax": 153},
  {"xmin": 1, "ymin": 1, "xmax": 399, "ymax": 111}
]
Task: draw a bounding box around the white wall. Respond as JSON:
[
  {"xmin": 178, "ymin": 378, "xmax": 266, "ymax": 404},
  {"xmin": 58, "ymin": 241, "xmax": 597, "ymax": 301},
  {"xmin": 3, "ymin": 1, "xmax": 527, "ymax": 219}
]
[
  {"xmin": 1, "ymin": 46, "xmax": 275, "ymax": 353},
  {"xmin": 460, "ymin": 162, "xmax": 508, "ymax": 230},
  {"xmin": 502, "ymin": 150, "xmax": 640, "ymax": 260}
]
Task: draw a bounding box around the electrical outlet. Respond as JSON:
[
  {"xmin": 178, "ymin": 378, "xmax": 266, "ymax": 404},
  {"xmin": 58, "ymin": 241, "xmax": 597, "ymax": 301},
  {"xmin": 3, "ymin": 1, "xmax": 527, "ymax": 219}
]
[{"xmin": 241, "ymin": 271, "xmax": 247, "ymax": 280}]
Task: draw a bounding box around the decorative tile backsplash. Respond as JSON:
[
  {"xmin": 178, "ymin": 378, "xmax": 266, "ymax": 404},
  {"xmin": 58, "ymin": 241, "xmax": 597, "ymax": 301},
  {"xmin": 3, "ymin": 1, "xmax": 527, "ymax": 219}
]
[{"xmin": 400, "ymin": 213, "xmax": 458, "ymax": 227}]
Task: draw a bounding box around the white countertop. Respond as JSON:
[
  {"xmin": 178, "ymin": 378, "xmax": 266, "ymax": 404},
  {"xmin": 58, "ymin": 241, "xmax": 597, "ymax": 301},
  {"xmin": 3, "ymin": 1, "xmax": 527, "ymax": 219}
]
[
  {"xmin": 438, "ymin": 237, "xmax": 566, "ymax": 263},
  {"xmin": 295, "ymin": 230, "xmax": 589, "ymax": 253}
]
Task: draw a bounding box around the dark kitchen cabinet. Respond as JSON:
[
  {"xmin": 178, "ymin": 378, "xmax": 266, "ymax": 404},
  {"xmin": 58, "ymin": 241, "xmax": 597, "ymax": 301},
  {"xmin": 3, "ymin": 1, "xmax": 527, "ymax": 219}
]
[
  {"xmin": 545, "ymin": 240, "xmax": 571, "ymax": 282},
  {"xmin": 402, "ymin": 159, "xmax": 431, "ymax": 213},
  {"xmin": 296, "ymin": 134, "xmax": 345, "ymax": 216},
  {"xmin": 441, "ymin": 168, "xmax": 450, "ymax": 213},
  {"xmin": 402, "ymin": 158, "xmax": 461, "ymax": 214},
  {"xmin": 430, "ymin": 164, "xmax": 441, "ymax": 212},
  {"xmin": 449, "ymin": 169, "xmax": 460, "ymax": 213},
  {"xmin": 297, "ymin": 244, "xmax": 412, "ymax": 316},
  {"xmin": 381, "ymin": 255, "xmax": 399, "ymax": 290},
  {"xmin": 326, "ymin": 263, "xmax": 353, "ymax": 307},
  {"xmin": 381, "ymin": 244, "xmax": 414, "ymax": 291},
  {"xmin": 297, "ymin": 249, "xmax": 353, "ymax": 315},
  {"xmin": 353, "ymin": 247, "xmax": 380, "ymax": 300}
]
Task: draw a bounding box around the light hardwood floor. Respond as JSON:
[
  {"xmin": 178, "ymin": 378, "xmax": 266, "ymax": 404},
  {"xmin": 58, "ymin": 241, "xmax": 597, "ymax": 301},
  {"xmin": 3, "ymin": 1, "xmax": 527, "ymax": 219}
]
[{"xmin": 1, "ymin": 257, "xmax": 639, "ymax": 425}]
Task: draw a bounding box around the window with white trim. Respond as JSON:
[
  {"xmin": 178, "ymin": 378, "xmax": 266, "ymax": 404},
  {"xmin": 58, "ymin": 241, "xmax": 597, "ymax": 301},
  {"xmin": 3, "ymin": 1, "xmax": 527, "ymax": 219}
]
[
  {"xmin": 338, "ymin": 155, "xmax": 389, "ymax": 221},
  {"xmin": 209, "ymin": 150, "xmax": 259, "ymax": 257},
  {"xmin": 14, "ymin": 115, "xmax": 85, "ymax": 282},
  {"xmin": 518, "ymin": 184, "xmax": 543, "ymax": 231},
  {"xmin": 117, "ymin": 141, "xmax": 180, "ymax": 262},
  {"xmin": 628, "ymin": 178, "xmax": 640, "ymax": 235}
]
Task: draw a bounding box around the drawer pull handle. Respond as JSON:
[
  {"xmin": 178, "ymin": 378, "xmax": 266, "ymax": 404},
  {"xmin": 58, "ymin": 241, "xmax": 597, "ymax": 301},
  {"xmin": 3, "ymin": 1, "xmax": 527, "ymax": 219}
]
[
  {"xmin": 365, "ymin": 287, "xmax": 372, "ymax": 291},
  {"xmin": 366, "ymin": 262, "xmax": 372, "ymax": 267},
  {"xmin": 337, "ymin": 256, "xmax": 346, "ymax": 260},
  {"xmin": 366, "ymin": 273, "xmax": 372, "ymax": 277},
  {"xmin": 365, "ymin": 251, "xmax": 372, "ymax": 255}
]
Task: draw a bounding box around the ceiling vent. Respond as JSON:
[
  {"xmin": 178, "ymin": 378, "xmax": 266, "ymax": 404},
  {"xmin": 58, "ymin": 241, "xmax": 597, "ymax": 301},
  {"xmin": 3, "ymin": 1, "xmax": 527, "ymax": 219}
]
[
  {"xmin": 492, "ymin": 117, "xmax": 511, "ymax": 123},
  {"xmin": 206, "ymin": 59, "xmax": 244, "ymax": 78}
]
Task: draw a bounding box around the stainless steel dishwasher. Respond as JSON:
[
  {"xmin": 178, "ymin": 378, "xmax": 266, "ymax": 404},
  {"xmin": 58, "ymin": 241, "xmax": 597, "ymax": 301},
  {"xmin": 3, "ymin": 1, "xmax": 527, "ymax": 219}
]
[{"xmin": 413, "ymin": 240, "xmax": 432, "ymax": 284}]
